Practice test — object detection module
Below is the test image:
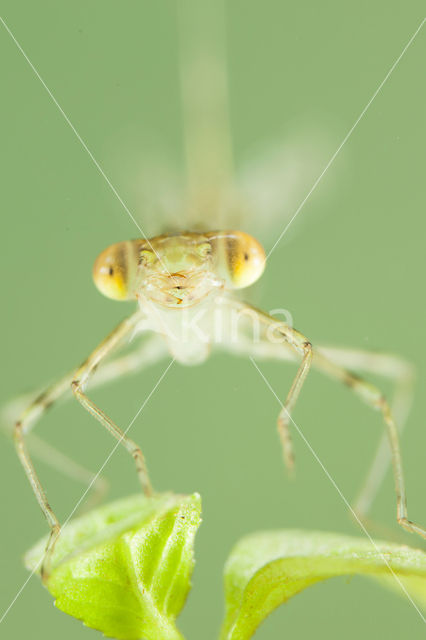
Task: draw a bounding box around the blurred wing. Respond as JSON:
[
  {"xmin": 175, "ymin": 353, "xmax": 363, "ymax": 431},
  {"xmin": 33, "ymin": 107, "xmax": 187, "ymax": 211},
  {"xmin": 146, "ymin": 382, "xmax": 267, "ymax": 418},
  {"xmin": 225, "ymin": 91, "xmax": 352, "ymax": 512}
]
[
  {"xmin": 127, "ymin": 129, "xmax": 334, "ymax": 245},
  {"xmin": 127, "ymin": 1, "xmax": 335, "ymax": 244},
  {"xmin": 176, "ymin": 0, "xmax": 336, "ymax": 244},
  {"xmin": 130, "ymin": 154, "xmax": 186, "ymax": 237},
  {"xmin": 121, "ymin": 0, "xmax": 232, "ymax": 237},
  {"xmin": 233, "ymin": 128, "xmax": 335, "ymax": 247}
]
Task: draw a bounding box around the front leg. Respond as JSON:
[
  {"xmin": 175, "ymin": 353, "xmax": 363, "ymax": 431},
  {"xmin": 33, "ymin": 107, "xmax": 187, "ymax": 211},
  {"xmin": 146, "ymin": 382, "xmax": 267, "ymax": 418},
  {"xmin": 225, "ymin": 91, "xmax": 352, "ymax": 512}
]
[
  {"xmin": 71, "ymin": 317, "xmax": 153, "ymax": 498},
  {"xmin": 219, "ymin": 298, "xmax": 312, "ymax": 474},
  {"xmin": 13, "ymin": 310, "xmax": 147, "ymax": 581},
  {"xmin": 222, "ymin": 299, "xmax": 426, "ymax": 541}
]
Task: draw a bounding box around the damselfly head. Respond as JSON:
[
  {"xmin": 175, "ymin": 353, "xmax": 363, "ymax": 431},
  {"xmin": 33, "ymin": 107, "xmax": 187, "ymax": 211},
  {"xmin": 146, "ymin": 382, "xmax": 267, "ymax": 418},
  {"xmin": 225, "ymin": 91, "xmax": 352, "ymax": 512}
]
[{"xmin": 93, "ymin": 231, "xmax": 266, "ymax": 307}]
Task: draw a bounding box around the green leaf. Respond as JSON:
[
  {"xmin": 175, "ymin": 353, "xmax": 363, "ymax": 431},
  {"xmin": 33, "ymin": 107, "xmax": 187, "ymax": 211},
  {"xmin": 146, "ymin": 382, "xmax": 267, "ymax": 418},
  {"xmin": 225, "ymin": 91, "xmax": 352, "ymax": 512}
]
[
  {"xmin": 220, "ymin": 530, "xmax": 426, "ymax": 640},
  {"xmin": 25, "ymin": 492, "xmax": 201, "ymax": 640}
]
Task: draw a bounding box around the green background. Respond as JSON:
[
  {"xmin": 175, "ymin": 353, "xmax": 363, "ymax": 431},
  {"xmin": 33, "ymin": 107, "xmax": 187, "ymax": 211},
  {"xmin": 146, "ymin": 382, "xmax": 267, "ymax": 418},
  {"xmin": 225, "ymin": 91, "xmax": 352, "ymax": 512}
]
[{"xmin": 1, "ymin": 1, "xmax": 425, "ymax": 639}]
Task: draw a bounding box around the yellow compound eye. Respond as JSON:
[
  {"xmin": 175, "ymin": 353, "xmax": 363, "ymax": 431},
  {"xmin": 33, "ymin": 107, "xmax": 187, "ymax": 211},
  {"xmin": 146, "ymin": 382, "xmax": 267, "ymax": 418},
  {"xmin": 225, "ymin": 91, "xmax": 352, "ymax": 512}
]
[
  {"xmin": 207, "ymin": 231, "xmax": 266, "ymax": 289},
  {"xmin": 228, "ymin": 232, "xmax": 266, "ymax": 288},
  {"xmin": 93, "ymin": 242, "xmax": 131, "ymax": 300}
]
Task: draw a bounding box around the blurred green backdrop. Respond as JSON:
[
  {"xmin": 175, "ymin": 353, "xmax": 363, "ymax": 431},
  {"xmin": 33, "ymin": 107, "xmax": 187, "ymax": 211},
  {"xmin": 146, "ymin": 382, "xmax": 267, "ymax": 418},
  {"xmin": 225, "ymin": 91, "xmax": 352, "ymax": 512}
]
[{"xmin": 1, "ymin": 1, "xmax": 425, "ymax": 639}]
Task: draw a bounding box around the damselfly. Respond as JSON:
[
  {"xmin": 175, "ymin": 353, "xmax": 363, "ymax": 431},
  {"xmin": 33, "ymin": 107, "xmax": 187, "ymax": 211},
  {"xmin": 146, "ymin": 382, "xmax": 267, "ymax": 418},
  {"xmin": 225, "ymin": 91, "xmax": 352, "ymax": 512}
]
[{"xmin": 7, "ymin": 2, "xmax": 425, "ymax": 581}]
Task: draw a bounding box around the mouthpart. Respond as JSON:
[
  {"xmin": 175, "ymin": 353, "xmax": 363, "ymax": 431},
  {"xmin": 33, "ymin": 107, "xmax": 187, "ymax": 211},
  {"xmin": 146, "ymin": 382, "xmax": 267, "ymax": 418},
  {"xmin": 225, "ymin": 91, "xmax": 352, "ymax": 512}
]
[{"xmin": 140, "ymin": 270, "xmax": 223, "ymax": 308}]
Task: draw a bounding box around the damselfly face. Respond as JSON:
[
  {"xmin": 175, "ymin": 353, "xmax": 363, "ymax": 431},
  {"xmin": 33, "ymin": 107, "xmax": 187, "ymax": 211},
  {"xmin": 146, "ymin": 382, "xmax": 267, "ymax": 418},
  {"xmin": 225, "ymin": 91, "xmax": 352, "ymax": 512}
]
[{"xmin": 93, "ymin": 230, "xmax": 266, "ymax": 309}]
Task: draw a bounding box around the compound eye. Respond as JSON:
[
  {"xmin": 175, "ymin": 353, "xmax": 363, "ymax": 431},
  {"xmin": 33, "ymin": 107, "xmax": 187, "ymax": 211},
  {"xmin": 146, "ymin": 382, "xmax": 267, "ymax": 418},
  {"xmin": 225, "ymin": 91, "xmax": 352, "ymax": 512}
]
[
  {"xmin": 226, "ymin": 232, "xmax": 266, "ymax": 288},
  {"xmin": 93, "ymin": 243, "xmax": 130, "ymax": 300}
]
